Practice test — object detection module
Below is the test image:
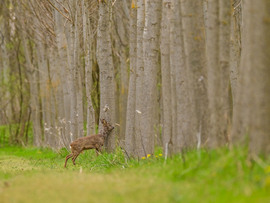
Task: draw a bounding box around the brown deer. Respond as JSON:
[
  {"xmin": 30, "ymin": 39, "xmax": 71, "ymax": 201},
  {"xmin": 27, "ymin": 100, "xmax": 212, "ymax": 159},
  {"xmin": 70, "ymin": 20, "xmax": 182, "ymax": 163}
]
[{"xmin": 64, "ymin": 119, "xmax": 114, "ymax": 168}]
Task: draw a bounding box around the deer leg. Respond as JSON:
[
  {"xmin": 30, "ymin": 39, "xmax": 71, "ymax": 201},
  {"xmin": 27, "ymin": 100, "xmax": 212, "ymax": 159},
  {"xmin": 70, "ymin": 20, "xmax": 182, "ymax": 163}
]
[
  {"xmin": 95, "ymin": 149, "xmax": 99, "ymax": 156},
  {"xmin": 72, "ymin": 153, "xmax": 80, "ymax": 165},
  {"xmin": 64, "ymin": 153, "xmax": 73, "ymax": 168},
  {"xmin": 96, "ymin": 146, "xmax": 102, "ymax": 156}
]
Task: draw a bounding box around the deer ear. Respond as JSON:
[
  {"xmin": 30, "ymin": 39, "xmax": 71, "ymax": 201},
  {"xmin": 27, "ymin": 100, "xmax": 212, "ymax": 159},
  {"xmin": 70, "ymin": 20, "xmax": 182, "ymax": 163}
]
[{"xmin": 100, "ymin": 118, "xmax": 106, "ymax": 124}]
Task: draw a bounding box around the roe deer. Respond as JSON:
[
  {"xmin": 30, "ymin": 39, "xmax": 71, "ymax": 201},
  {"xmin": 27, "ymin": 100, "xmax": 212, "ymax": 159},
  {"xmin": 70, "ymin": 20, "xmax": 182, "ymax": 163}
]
[{"xmin": 64, "ymin": 119, "xmax": 114, "ymax": 168}]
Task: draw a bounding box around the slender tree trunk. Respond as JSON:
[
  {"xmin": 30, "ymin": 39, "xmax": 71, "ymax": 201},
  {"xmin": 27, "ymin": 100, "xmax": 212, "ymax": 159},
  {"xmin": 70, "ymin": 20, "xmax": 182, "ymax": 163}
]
[
  {"xmin": 74, "ymin": 2, "xmax": 84, "ymax": 139},
  {"xmin": 160, "ymin": 0, "xmax": 173, "ymax": 155},
  {"xmin": 230, "ymin": 0, "xmax": 242, "ymax": 105},
  {"xmin": 134, "ymin": 0, "xmax": 145, "ymax": 157},
  {"xmin": 125, "ymin": 0, "xmax": 137, "ymax": 157},
  {"xmin": 83, "ymin": 0, "xmax": 95, "ymax": 136},
  {"xmin": 64, "ymin": 0, "xmax": 79, "ymax": 142},
  {"xmin": 22, "ymin": 33, "xmax": 42, "ymax": 147},
  {"xmin": 38, "ymin": 39, "xmax": 50, "ymax": 147}
]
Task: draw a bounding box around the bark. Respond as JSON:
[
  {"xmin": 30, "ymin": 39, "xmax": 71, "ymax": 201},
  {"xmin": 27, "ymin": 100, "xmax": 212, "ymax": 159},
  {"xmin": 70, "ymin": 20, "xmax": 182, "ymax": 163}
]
[
  {"xmin": 172, "ymin": 0, "xmax": 189, "ymax": 152},
  {"xmin": 64, "ymin": 0, "xmax": 80, "ymax": 142},
  {"xmin": 113, "ymin": 0, "xmax": 130, "ymax": 142},
  {"xmin": 125, "ymin": 0, "xmax": 137, "ymax": 157},
  {"xmin": 97, "ymin": 0, "xmax": 116, "ymax": 152},
  {"xmin": 83, "ymin": 0, "xmax": 95, "ymax": 136},
  {"xmin": 47, "ymin": 47, "xmax": 58, "ymax": 148},
  {"xmin": 141, "ymin": 0, "xmax": 162, "ymax": 155},
  {"xmin": 74, "ymin": 2, "xmax": 84, "ymax": 140},
  {"xmin": 134, "ymin": 0, "xmax": 145, "ymax": 157},
  {"xmin": 160, "ymin": 0, "xmax": 172, "ymax": 154},
  {"xmin": 0, "ymin": 6, "xmax": 12, "ymax": 125},
  {"xmin": 54, "ymin": 2, "xmax": 72, "ymax": 147},
  {"xmin": 180, "ymin": 0, "xmax": 208, "ymax": 149},
  {"xmin": 232, "ymin": 0, "xmax": 270, "ymax": 155},
  {"xmin": 38, "ymin": 37, "xmax": 50, "ymax": 147},
  {"xmin": 230, "ymin": 0, "xmax": 242, "ymax": 105},
  {"xmin": 206, "ymin": 0, "xmax": 231, "ymax": 147}
]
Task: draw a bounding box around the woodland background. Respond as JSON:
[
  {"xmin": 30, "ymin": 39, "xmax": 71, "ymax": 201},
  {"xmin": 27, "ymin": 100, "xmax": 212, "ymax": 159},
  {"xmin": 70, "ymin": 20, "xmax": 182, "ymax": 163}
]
[{"xmin": 0, "ymin": 0, "xmax": 269, "ymax": 158}]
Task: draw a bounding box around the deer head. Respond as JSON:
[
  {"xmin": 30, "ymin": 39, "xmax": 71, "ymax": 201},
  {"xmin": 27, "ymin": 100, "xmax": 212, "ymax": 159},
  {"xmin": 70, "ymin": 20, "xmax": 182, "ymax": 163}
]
[{"xmin": 100, "ymin": 118, "xmax": 114, "ymax": 135}]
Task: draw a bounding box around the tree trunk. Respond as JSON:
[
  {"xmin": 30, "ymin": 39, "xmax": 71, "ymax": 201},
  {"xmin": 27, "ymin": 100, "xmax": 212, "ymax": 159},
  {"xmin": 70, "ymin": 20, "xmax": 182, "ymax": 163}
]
[
  {"xmin": 206, "ymin": 0, "xmax": 231, "ymax": 147},
  {"xmin": 160, "ymin": 0, "xmax": 173, "ymax": 155},
  {"xmin": 232, "ymin": 0, "xmax": 270, "ymax": 155},
  {"xmin": 230, "ymin": 0, "xmax": 242, "ymax": 105},
  {"xmin": 171, "ymin": 0, "xmax": 189, "ymax": 152},
  {"xmin": 113, "ymin": 0, "xmax": 130, "ymax": 142},
  {"xmin": 125, "ymin": 0, "xmax": 137, "ymax": 157},
  {"xmin": 22, "ymin": 33, "xmax": 42, "ymax": 147},
  {"xmin": 74, "ymin": 2, "xmax": 84, "ymax": 140},
  {"xmin": 141, "ymin": 0, "xmax": 162, "ymax": 155},
  {"xmin": 97, "ymin": 0, "xmax": 116, "ymax": 152},
  {"xmin": 180, "ymin": 0, "xmax": 208, "ymax": 149},
  {"xmin": 54, "ymin": 2, "xmax": 72, "ymax": 147},
  {"xmin": 83, "ymin": 0, "xmax": 95, "ymax": 136},
  {"xmin": 134, "ymin": 0, "xmax": 146, "ymax": 157}
]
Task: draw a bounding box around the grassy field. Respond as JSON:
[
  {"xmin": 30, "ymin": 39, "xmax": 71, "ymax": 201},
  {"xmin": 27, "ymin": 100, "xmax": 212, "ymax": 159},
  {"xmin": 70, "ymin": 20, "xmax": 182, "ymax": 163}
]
[{"xmin": 0, "ymin": 146, "xmax": 270, "ymax": 203}]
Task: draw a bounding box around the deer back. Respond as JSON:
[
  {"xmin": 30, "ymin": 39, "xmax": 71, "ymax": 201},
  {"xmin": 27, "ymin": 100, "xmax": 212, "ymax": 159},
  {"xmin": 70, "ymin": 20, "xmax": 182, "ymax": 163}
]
[{"xmin": 70, "ymin": 134, "xmax": 105, "ymax": 152}]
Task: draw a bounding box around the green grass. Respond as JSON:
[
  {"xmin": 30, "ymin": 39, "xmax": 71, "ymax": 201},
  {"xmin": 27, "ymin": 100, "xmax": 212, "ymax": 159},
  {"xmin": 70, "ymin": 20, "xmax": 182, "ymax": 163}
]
[{"xmin": 0, "ymin": 146, "xmax": 269, "ymax": 203}]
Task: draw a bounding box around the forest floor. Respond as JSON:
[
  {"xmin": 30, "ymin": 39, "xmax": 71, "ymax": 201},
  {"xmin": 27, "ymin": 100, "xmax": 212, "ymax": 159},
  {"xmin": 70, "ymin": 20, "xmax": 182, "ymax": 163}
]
[{"xmin": 0, "ymin": 146, "xmax": 270, "ymax": 203}]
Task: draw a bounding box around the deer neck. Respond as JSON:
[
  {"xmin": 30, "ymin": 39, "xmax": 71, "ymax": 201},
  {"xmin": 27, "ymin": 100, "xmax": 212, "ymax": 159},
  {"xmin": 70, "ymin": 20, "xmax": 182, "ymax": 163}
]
[{"xmin": 100, "ymin": 129, "xmax": 110, "ymax": 138}]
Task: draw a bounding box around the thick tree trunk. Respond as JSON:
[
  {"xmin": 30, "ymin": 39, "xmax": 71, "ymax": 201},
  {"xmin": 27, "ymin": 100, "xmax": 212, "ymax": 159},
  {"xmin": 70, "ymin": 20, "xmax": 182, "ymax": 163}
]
[
  {"xmin": 141, "ymin": 0, "xmax": 162, "ymax": 155},
  {"xmin": 54, "ymin": 3, "xmax": 72, "ymax": 147},
  {"xmin": 180, "ymin": 0, "xmax": 208, "ymax": 149},
  {"xmin": 232, "ymin": 0, "xmax": 270, "ymax": 155},
  {"xmin": 206, "ymin": 0, "xmax": 231, "ymax": 147},
  {"xmin": 113, "ymin": 0, "xmax": 130, "ymax": 142},
  {"xmin": 97, "ymin": 0, "xmax": 116, "ymax": 152},
  {"xmin": 171, "ymin": 0, "xmax": 189, "ymax": 152}
]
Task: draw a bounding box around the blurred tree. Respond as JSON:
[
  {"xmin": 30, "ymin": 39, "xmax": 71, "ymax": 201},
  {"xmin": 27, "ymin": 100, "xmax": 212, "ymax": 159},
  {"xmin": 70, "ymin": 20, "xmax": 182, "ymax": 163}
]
[
  {"xmin": 206, "ymin": 0, "xmax": 231, "ymax": 147},
  {"xmin": 232, "ymin": 0, "xmax": 270, "ymax": 155},
  {"xmin": 180, "ymin": 0, "xmax": 208, "ymax": 149}
]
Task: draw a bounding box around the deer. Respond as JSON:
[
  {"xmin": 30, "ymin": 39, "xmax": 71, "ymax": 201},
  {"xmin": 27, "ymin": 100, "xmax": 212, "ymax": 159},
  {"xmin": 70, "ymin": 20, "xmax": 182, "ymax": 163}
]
[{"xmin": 64, "ymin": 119, "xmax": 114, "ymax": 168}]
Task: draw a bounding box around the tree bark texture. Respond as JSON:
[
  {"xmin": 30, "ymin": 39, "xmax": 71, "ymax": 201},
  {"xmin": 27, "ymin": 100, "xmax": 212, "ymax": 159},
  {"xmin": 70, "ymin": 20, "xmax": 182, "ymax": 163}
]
[
  {"xmin": 125, "ymin": 0, "xmax": 137, "ymax": 157},
  {"xmin": 97, "ymin": 0, "xmax": 116, "ymax": 152},
  {"xmin": 206, "ymin": 0, "xmax": 231, "ymax": 147},
  {"xmin": 134, "ymin": 0, "xmax": 146, "ymax": 157},
  {"xmin": 180, "ymin": 0, "xmax": 208, "ymax": 149},
  {"xmin": 232, "ymin": 0, "xmax": 270, "ymax": 155},
  {"xmin": 141, "ymin": 0, "xmax": 162, "ymax": 155},
  {"xmin": 160, "ymin": 0, "xmax": 173, "ymax": 155}
]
